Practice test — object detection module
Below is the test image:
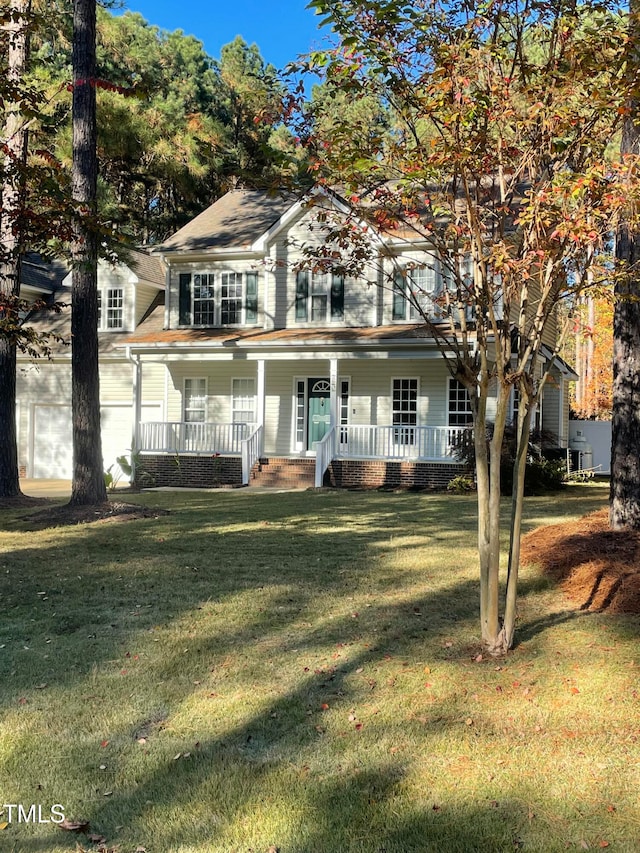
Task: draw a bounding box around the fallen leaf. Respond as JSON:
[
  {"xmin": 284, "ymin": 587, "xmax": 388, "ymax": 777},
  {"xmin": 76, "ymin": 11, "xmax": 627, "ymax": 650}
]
[
  {"xmin": 474, "ymin": 654, "xmax": 483, "ymax": 662},
  {"xmin": 0, "ymin": 822, "xmax": 8, "ymax": 830},
  {"xmin": 599, "ymin": 843, "xmax": 610, "ymax": 849},
  {"xmin": 355, "ymin": 722, "xmax": 363, "ymax": 731},
  {"xmin": 356, "ymin": 667, "xmax": 363, "ymax": 673},
  {"xmin": 88, "ymin": 834, "xmax": 107, "ymax": 843},
  {"xmin": 465, "ymin": 718, "xmax": 474, "ymax": 726},
  {"xmin": 571, "ymin": 687, "xmax": 580, "ymax": 695},
  {"xmin": 58, "ymin": 817, "xmax": 90, "ymax": 832},
  {"xmin": 100, "ymin": 740, "xmax": 109, "ymax": 748},
  {"xmin": 321, "ymin": 703, "xmax": 330, "ymax": 710}
]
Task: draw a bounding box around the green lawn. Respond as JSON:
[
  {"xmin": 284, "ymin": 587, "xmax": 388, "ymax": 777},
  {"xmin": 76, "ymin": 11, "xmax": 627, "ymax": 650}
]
[{"xmin": 0, "ymin": 483, "xmax": 637, "ymax": 853}]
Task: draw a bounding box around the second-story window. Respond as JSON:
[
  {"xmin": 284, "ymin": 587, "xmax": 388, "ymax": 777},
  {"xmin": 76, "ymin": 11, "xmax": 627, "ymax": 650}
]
[
  {"xmin": 393, "ymin": 266, "xmax": 439, "ymax": 322},
  {"xmin": 179, "ymin": 271, "xmax": 258, "ymax": 327},
  {"xmin": 295, "ymin": 271, "xmax": 344, "ymax": 323},
  {"xmin": 97, "ymin": 287, "xmax": 124, "ymax": 331}
]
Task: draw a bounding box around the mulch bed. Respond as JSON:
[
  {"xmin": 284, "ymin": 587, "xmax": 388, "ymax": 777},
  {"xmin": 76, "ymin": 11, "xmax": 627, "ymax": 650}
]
[{"xmin": 521, "ymin": 508, "xmax": 640, "ymax": 614}]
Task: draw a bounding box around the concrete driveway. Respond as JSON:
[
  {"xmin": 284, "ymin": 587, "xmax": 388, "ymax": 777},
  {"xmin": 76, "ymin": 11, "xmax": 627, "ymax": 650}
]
[{"xmin": 20, "ymin": 479, "xmax": 72, "ymax": 499}]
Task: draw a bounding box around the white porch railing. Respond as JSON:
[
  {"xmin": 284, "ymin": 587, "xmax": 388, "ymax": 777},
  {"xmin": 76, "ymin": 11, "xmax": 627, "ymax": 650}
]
[
  {"xmin": 315, "ymin": 426, "xmax": 336, "ymax": 487},
  {"xmin": 241, "ymin": 425, "xmax": 264, "ymax": 485},
  {"xmin": 337, "ymin": 425, "xmax": 472, "ymax": 461},
  {"xmin": 138, "ymin": 421, "xmax": 251, "ymax": 454}
]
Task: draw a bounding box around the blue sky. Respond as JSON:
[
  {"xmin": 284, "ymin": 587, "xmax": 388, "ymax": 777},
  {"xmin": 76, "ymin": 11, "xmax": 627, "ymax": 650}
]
[{"xmin": 119, "ymin": 0, "xmax": 330, "ymax": 70}]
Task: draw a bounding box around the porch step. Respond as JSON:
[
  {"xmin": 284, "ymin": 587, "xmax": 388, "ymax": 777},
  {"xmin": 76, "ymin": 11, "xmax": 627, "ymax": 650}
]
[{"xmin": 250, "ymin": 457, "xmax": 316, "ymax": 488}]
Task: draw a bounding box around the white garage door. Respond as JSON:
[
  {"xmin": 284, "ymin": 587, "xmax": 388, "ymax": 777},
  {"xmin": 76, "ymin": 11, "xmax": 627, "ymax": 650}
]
[
  {"xmin": 32, "ymin": 403, "xmax": 162, "ymax": 480},
  {"xmin": 33, "ymin": 405, "xmax": 73, "ymax": 479}
]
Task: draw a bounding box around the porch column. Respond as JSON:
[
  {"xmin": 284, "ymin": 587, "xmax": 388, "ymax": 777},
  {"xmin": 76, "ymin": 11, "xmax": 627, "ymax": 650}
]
[
  {"xmin": 131, "ymin": 353, "xmax": 142, "ymax": 480},
  {"xmin": 257, "ymin": 359, "xmax": 265, "ymax": 455},
  {"xmin": 329, "ymin": 358, "xmax": 339, "ymax": 428}
]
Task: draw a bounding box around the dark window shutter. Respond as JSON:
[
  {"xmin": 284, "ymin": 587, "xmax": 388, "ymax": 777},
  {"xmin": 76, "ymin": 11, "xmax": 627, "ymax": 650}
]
[
  {"xmin": 179, "ymin": 273, "xmax": 192, "ymax": 325},
  {"xmin": 331, "ymin": 274, "xmax": 345, "ymax": 319},
  {"xmin": 245, "ymin": 272, "xmax": 258, "ymax": 323},
  {"xmin": 295, "ymin": 271, "xmax": 309, "ymax": 321},
  {"xmin": 392, "ymin": 272, "xmax": 407, "ymax": 320}
]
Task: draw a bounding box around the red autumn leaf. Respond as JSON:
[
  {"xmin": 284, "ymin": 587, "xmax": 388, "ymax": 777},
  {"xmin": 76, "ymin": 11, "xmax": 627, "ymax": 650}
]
[
  {"xmin": 100, "ymin": 740, "xmax": 109, "ymax": 748},
  {"xmin": 321, "ymin": 703, "xmax": 330, "ymax": 710},
  {"xmin": 571, "ymin": 687, "xmax": 580, "ymax": 694},
  {"xmin": 355, "ymin": 722, "xmax": 363, "ymax": 730}
]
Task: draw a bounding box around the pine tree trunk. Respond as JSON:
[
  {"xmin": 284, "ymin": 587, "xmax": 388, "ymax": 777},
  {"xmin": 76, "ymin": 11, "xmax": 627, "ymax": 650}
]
[
  {"xmin": 0, "ymin": 0, "xmax": 31, "ymax": 498},
  {"xmin": 70, "ymin": 0, "xmax": 107, "ymax": 506},
  {"xmin": 610, "ymin": 22, "xmax": 640, "ymax": 529}
]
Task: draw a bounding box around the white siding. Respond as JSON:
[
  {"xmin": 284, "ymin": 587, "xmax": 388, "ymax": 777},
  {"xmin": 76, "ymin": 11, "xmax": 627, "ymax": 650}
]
[{"xmin": 135, "ymin": 282, "xmax": 161, "ymax": 324}]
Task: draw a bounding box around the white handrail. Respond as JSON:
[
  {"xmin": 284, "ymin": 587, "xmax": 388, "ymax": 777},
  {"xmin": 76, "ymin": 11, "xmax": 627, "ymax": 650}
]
[
  {"xmin": 241, "ymin": 425, "xmax": 264, "ymax": 485},
  {"xmin": 315, "ymin": 426, "xmax": 336, "ymax": 487},
  {"xmin": 337, "ymin": 424, "xmax": 471, "ymax": 461},
  {"xmin": 138, "ymin": 421, "xmax": 251, "ymax": 454}
]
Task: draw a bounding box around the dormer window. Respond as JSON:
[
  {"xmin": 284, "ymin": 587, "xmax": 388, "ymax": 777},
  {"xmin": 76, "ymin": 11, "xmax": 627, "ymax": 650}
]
[
  {"xmin": 97, "ymin": 287, "xmax": 125, "ymax": 331},
  {"xmin": 179, "ymin": 271, "xmax": 258, "ymax": 327}
]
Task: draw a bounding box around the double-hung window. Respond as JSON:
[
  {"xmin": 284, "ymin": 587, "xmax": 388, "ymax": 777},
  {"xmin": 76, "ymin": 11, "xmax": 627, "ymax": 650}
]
[
  {"xmin": 231, "ymin": 378, "xmax": 256, "ymax": 425},
  {"xmin": 193, "ymin": 274, "xmax": 216, "ymax": 326},
  {"xmin": 184, "ymin": 378, "xmax": 207, "ymax": 423},
  {"xmin": 393, "ymin": 265, "xmax": 439, "ymax": 322},
  {"xmin": 179, "ymin": 271, "xmax": 258, "ymax": 326},
  {"xmin": 97, "ymin": 287, "xmax": 125, "ymax": 330},
  {"xmin": 392, "ymin": 378, "xmax": 418, "ymax": 445},
  {"xmin": 295, "ymin": 271, "xmax": 344, "ymax": 323},
  {"xmin": 448, "ymin": 378, "xmax": 473, "ymax": 427}
]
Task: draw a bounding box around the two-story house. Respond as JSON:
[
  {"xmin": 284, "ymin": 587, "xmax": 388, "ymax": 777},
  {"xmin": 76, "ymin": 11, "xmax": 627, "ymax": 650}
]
[
  {"xmin": 16, "ymin": 187, "xmax": 575, "ymax": 488},
  {"xmin": 120, "ymin": 187, "xmax": 575, "ymax": 489}
]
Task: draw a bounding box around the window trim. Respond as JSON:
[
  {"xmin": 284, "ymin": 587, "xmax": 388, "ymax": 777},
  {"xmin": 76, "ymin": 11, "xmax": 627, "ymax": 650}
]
[
  {"xmin": 231, "ymin": 377, "xmax": 257, "ymax": 426},
  {"xmin": 183, "ymin": 377, "xmax": 208, "ymax": 423},
  {"xmin": 447, "ymin": 377, "xmax": 474, "ymax": 427},
  {"xmin": 295, "ymin": 269, "xmax": 345, "ymax": 324},
  {"xmin": 391, "ymin": 376, "xmax": 419, "ymax": 446},
  {"xmin": 97, "ymin": 286, "xmax": 126, "ymax": 331},
  {"xmin": 178, "ymin": 270, "xmax": 260, "ymax": 327}
]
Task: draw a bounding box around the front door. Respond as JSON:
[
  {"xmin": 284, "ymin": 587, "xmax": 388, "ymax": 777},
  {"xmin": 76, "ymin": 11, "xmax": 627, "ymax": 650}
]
[{"xmin": 308, "ymin": 378, "xmax": 331, "ymax": 450}]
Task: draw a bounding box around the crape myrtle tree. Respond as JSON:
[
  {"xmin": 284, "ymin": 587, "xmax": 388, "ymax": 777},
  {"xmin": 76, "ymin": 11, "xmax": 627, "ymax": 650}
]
[{"xmin": 291, "ymin": 0, "xmax": 638, "ymax": 652}]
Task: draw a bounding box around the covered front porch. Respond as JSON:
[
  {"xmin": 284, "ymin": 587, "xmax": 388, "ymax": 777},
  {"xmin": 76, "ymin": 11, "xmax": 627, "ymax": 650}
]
[
  {"xmin": 135, "ymin": 419, "xmax": 472, "ymax": 487},
  {"xmin": 128, "ymin": 347, "xmax": 474, "ymax": 488}
]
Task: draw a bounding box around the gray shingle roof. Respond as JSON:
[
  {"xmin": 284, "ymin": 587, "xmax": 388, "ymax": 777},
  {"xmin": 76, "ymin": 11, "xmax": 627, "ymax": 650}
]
[
  {"xmin": 158, "ymin": 189, "xmax": 300, "ymax": 253},
  {"xmin": 21, "ymin": 254, "xmax": 68, "ymax": 293},
  {"xmin": 128, "ymin": 247, "xmax": 166, "ymax": 287}
]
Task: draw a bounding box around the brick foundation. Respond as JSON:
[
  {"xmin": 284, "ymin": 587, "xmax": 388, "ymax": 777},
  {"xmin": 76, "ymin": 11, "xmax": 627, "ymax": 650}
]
[
  {"xmin": 137, "ymin": 454, "xmax": 243, "ymax": 488},
  {"xmin": 135, "ymin": 454, "xmax": 467, "ymax": 491},
  {"xmin": 326, "ymin": 459, "xmax": 467, "ymax": 490}
]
